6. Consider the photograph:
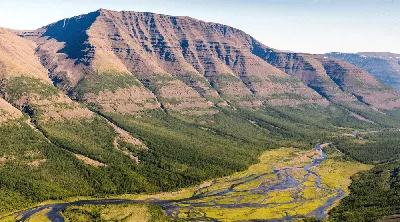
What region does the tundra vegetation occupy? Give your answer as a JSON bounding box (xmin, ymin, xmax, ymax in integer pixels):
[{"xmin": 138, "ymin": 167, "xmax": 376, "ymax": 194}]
[
  {"xmin": 62, "ymin": 203, "xmax": 173, "ymax": 222},
  {"xmin": 167, "ymin": 146, "xmax": 371, "ymax": 221}
]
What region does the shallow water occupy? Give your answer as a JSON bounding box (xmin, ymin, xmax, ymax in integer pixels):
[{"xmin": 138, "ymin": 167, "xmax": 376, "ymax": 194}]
[{"xmin": 11, "ymin": 144, "xmax": 344, "ymax": 222}]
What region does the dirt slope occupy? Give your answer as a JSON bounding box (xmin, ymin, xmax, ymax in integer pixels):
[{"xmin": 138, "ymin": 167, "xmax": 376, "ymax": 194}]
[
  {"xmin": 0, "ymin": 97, "xmax": 23, "ymax": 123},
  {"xmin": 0, "ymin": 28, "xmax": 94, "ymax": 121}
]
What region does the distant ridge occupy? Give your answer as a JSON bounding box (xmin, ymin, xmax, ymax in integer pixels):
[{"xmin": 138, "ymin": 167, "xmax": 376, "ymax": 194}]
[{"xmin": 326, "ymin": 52, "xmax": 400, "ymax": 91}]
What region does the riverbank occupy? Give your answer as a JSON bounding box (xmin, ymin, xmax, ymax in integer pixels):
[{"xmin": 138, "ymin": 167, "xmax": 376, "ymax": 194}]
[{"xmin": 1, "ymin": 144, "xmax": 372, "ymax": 222}]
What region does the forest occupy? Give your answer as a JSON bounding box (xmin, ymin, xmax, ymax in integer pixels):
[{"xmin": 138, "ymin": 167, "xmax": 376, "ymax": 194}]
[
  {"xmin": 1, "ymin": 96, "xmax": 399, "ymax": 221},
  {"xmin": 329, "ymin": 131, "xmax": 400, "ymax": 221}
]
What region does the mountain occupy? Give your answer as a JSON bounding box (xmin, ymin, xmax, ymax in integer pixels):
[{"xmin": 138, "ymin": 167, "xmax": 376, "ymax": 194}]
[
  {"xmin": 0, "ymin": 27, "xmax": 166, "ymax": 212},
  {"xmin": 16, "ymin": 9, "xmax": 400, "ymax": 121},
  {"xmin": 18, "ymin": 9, "xmax": 329, "ymax": 114},
  {"xmin": 2, "ymin": 8, "xmax": 400, "ymax": 219},
  {"xmin": 0, "ymin": 27, "xmax": 94, "ymax": 121},
  {"xmin": 252, "ymin": 48, "xmax": 400, "ymax": 111},
  {"xmin": 3, "ymin": 21, "xmax": 318, "ymax": 214},
  {"xmin": 326, "ymin": 52, "xmax": 400, "ymax": 91}
]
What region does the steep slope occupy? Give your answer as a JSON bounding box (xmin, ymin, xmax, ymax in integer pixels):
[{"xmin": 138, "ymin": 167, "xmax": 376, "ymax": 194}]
[
  {"xmin": 315, "ymin": 56, "xmax": 400, "ymax": 110},
  {"xmin": 0, "ymin": 97, "xmax": 22, "ymax": 123},
  {"xmin": 19, "ymin": 9, "xmax": 328, "ymax": 114},
  {"xmin": 253, "ymin": 48, "xmax": 358, "ymax": 105},
  {"xmin": 100, "ymin": 10, "xmax": 327, "ymax": 107},
  {"xmin": 0, "ymin": 28, "xmax": 51, "ymax": 81},
  {"xmin": 0, "ymin": 27, "xmax": 93, "ymax": 121},
  {"xmin": 19, "ymin": 12, "xmax": 162, "ymax": 116},
  {"xmin": 251, "ymin": 42, "xmax": 400, "ymax": 113},
  {"xmin": 326, "ymin": 52, "xmax": 400, "ymax": 91}
]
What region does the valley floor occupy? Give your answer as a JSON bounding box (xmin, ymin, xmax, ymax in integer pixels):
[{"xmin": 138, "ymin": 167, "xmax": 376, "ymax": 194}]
[{"xmin": 0, "ymin": 144, "xmax": 371, "ymax": 222}]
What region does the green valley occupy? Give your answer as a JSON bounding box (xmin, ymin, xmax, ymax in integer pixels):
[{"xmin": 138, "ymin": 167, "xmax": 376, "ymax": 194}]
[{"xmin": 1, "ymin": 6, "xmax": 400, "ymax": 222}]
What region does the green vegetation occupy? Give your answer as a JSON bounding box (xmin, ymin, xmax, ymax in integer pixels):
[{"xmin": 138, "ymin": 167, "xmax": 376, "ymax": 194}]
[
  {"xmin": 106, "ymin": 110, "xmax": 265, "ymax": 190},
  {"xmin": 171, "ymin": 147, "xmax": 370, "ymax": 221},
  {"xmin": 0, "ymin": 101, "xmax": 396, "ymax": 221},
  {"xmin": 271, "ymin": 92, "xmax": 306, "ymax": 100},
  {"xmin": 2, "ymin": 73, "xmax": 400, "ymax": 222},
  {"xmin": 140, "ymin": 74, "xmax": 176, "ymax": 93},
  {"xmin": 177, "ymin": 72, "xmax": 224, "ymax": 104},
  {"xmin": 211, "ymin": 73, "xmax": 243, "ymax": 91},
  {"xmin": 75, "ymin": 71, "xmax": 142, "ymax": 97},
  {"xmin": 329, "ymin": 160, "xmax": 400, "ymax": 222},
  {"xmin": 4, "ymin": 77, "xmax": 59, "ymax": 103},
  {"xmin": 62, "ymin": 203, "xmax": 173, "ymax": 222},
  {"xmin": 0, "ymin": 118, "xmax": 151, "ymax": 214},
  {"xmin": 328, "ymin": 131, "xmax": 400, "ymax": 221},
  {"xmin": 0, "ymin": 120, "xmax": 91, "ymax": 213},
  {"xmin": 335, "ymin": 102, "xmax": 400, "ymax": 128},
  {"xmin": 39, "ymin": 117, "xmax": 156, "ymax": 195},
  {"xmin": 40, "ymin": 117, "xmax": 117, "ymax": 163},
  {"xmin": 332, "ymin": 130, "xmax": 400, "ymax": 164},
  {"xmin": 269, "ymin": 76, "xmax": 299, "ymax": 84},
  {"xmin": 0, "ymin": 104, "xmax": 308, "ymax": 214}
]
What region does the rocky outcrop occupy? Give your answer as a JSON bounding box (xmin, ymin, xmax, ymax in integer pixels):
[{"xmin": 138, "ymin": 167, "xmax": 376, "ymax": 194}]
[
  {"xmin": 18, "ymin": 9, "xmax": 328, "ymax": 114},
  {"xmin": 316, "ymin": 56, "xmax": 400, "ymax": 110},
  {"xmin": 251, "ymin": 41, "xmax": 400, "ymax": 111},
  {"xmin": 326, "ymin": 52, "xmax": 400, "ymax": 92},
  {"xmin": 14, "ymin": 9, "xmax": 400, "ymax": 113},
  {"xmin": 254, "ymin": 49, "xmax": 356, "ymax": 103}
]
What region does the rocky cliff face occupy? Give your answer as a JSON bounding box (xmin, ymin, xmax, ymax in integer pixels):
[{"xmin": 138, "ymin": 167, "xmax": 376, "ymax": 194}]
[
  {"xmin": 252, "ymin": 48, "xmax": 357, "ymax": 104},
  {"xmin": 315, "ymin": 56, "xmax": 400, "ymax": 110},
  {"xmin": 18, "ymin": 9, "xmax": 329, "ymax": 117},
  {"xmin": 251, "ymin": 44, "xmax": 400, "ymax": 111},
  {"xmin": 12, "ymin": 9, "xmax": 400, "ymax": 116},
  {"xmin": 326, "ymin": 52, "xmax": 400, "ymax": 92}
]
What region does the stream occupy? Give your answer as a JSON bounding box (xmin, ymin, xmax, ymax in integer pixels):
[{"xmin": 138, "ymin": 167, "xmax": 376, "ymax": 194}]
[{"xmin": 8, "ymin": 144, "xmax": 344, "ymax": 222}]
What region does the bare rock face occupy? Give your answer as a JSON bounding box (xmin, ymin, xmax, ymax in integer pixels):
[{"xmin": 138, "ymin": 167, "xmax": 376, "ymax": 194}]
[
  {"xmin": 326, "ymin": 52, "xmax": 400, "ymax": 92},
  {"xmin": 93, "ymin": 9, "xmax": 328, "ymax": 108},
  {"xmin": 15, "ymin": 9, "xmax": 400, "ymax": 114},
  {"xmin": 251, "ymin": 42, "xmax": 400, "ymax": 111},
  {"xmin": 315, "ymin": 56, "xmax": 400, "ymax": 110},
  {"xmin": 18, "ymin": 9, "xmax": 328, "ymax": 115}
]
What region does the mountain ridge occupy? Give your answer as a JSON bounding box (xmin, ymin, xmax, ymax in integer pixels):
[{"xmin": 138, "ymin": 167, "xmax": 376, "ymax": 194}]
[
  {"xmin": 253, "ymin": 46, "xmax": 400, "ymax": 111},
  {"xmin": 7, "ymin": 8, "xmax": 400, "ymax": 142},
  {"xmin": 326, "ymin": 52, "xmax": 400, "ymax": 92},
  {"xmin": 17, "ymin": 9, "xmax": 330, "ymax": 114}
]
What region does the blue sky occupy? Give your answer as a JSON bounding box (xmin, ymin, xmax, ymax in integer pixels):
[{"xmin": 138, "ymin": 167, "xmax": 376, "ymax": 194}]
[{"xmin": 1, "ymin": 0, "xmax": 399, "ymax": 54}]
